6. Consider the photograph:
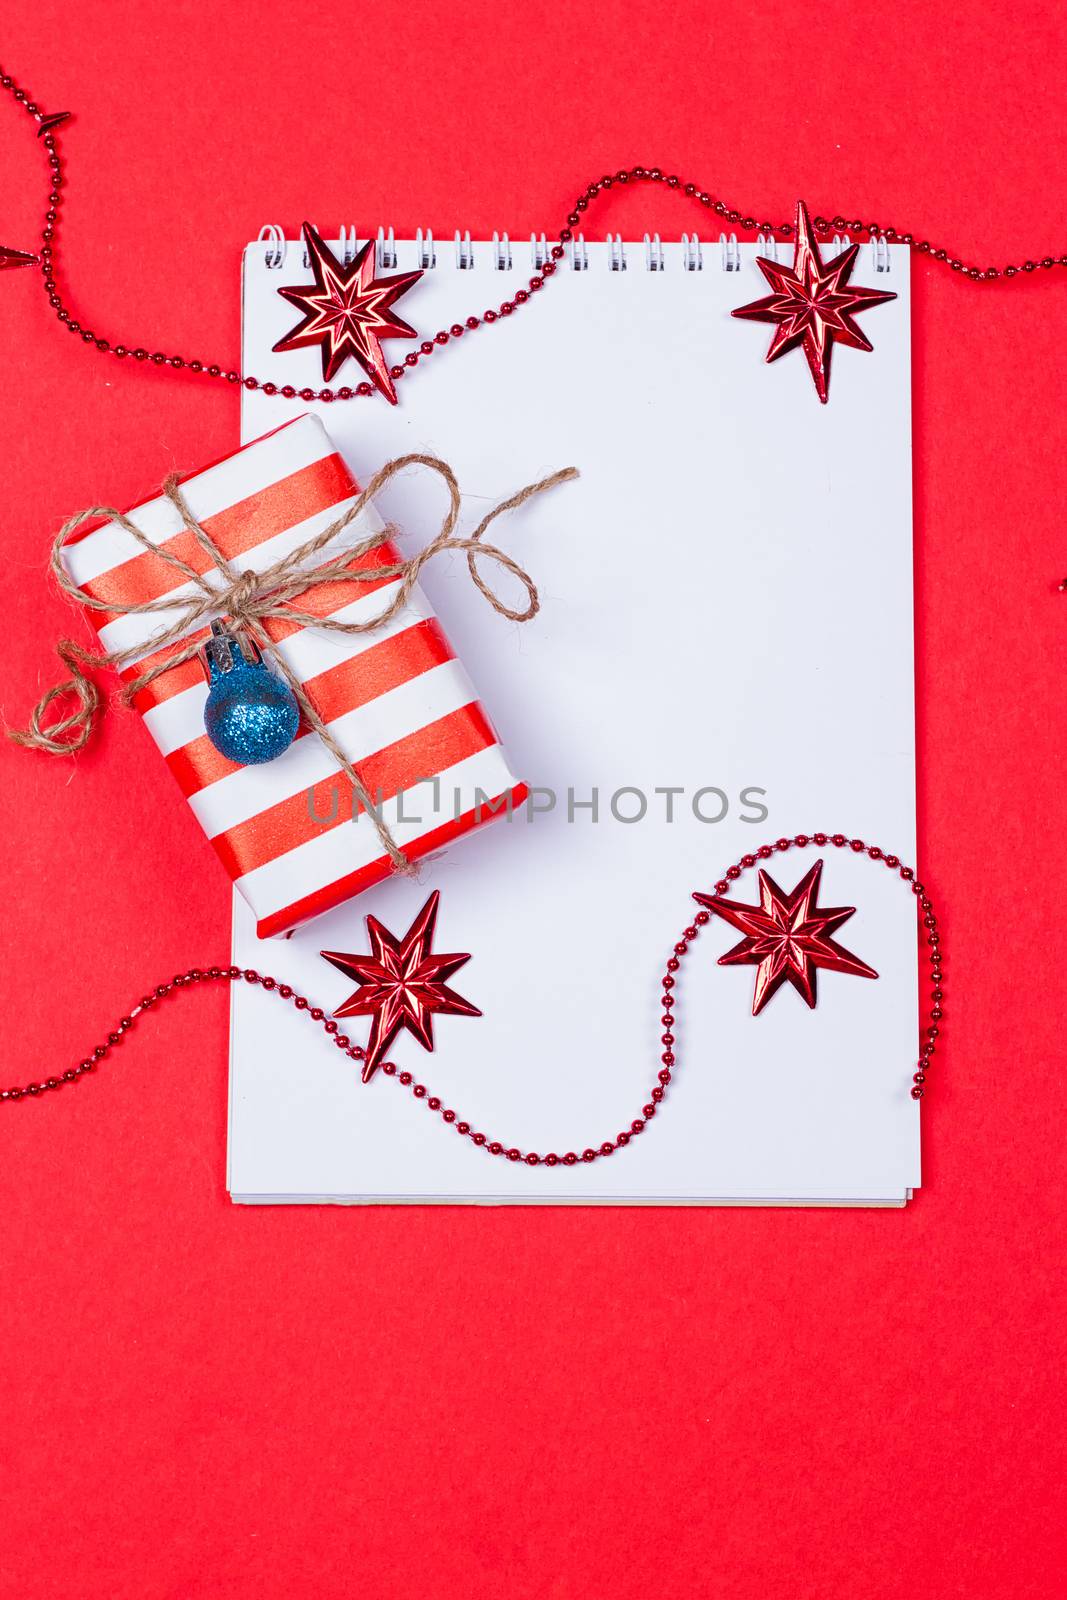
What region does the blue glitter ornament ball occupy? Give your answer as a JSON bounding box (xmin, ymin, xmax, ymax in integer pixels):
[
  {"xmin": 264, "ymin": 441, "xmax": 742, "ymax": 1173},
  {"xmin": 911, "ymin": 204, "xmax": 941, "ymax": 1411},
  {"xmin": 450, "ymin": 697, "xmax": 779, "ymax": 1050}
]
[{"xmin": 201, "ymin": 622, "xmax": 300, "ymax": 766}]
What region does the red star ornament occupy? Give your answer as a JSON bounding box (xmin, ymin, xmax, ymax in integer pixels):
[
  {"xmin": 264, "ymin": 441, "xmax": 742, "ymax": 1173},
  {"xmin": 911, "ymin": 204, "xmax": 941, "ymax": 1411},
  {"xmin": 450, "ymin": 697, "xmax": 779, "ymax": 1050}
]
[
  {"xmin": 0, "ymin": 244, "xmax": 37, "ymax": 271},
  {"xmin": 731, "ymin": 200, "xmax": 896, "ymax": 403},
  {"xmin": 273, "ymin": 222, "xmax": 423, "ymax": 404},
  {"xmin": 321, "ymin": 890, "xmax": 481, "ymax": 1081},
  {"xmin": 693, "ymin": 858, "xmax": 878, "ymax": 1016}
]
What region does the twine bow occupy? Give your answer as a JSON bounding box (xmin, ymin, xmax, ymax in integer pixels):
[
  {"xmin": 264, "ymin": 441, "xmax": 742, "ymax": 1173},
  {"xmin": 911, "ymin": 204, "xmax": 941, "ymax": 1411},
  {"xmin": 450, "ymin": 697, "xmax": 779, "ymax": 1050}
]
[{"xmin": 10, "ymin": 453, "xmax": 578, "ymax": 874}]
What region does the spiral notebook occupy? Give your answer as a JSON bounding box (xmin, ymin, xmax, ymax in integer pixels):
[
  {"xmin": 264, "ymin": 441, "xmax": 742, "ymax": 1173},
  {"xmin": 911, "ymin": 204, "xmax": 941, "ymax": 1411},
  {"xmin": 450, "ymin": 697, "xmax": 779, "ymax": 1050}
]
[{"xmin": 228, "ymin": 226, "xmax": 919, "ymax": 1206}]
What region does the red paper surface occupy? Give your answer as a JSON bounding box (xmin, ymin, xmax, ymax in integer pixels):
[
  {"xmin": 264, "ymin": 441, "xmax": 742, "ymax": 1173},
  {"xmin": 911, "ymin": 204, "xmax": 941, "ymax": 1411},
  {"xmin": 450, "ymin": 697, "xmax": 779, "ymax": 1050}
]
[{"xmin": 1, "ymin": 3, "xmax": 1065, "ymax": 1596}]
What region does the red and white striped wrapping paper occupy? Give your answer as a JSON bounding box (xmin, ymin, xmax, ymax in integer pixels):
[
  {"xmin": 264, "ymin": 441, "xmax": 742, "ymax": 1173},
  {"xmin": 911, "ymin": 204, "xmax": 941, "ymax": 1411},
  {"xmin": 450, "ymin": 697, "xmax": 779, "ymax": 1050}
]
[{"xmin": 61, "ymin": 415, "xmax": 528, "ymax": 937}]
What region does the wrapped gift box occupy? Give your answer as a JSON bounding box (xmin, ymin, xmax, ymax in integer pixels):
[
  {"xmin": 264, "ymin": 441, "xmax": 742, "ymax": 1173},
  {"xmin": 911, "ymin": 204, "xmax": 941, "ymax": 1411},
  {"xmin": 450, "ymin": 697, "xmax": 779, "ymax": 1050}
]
[{"xmin": 60, "ymin": 415, "xmax": 527, "ymax": 936}]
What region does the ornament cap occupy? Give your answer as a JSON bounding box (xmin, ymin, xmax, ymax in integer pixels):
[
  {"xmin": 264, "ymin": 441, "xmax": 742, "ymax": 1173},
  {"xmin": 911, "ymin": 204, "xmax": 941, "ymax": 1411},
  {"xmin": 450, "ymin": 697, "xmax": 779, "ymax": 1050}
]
[{"xmin": 199, "ymin": 617, "xmax": 260, "ymax": 681}]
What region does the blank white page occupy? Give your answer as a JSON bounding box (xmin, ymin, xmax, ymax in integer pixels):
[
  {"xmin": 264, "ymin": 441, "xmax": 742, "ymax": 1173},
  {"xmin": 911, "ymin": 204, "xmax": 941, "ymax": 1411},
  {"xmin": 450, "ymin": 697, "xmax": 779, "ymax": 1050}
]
[{"xmin": 230, "ymin": 231, "xmax": 919, "ymax": 1205}]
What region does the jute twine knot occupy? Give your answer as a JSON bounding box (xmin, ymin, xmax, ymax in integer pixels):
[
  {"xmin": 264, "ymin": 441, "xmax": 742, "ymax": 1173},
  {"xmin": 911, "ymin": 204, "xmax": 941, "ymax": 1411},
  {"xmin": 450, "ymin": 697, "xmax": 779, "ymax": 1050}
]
[{"xmin": 9, "ymin": 452, "xmax": 577, "ymax": 874}]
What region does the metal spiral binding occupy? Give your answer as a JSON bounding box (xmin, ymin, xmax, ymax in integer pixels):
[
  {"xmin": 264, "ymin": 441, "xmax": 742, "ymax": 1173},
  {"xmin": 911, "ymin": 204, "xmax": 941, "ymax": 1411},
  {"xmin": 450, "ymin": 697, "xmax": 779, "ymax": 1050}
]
[
  {"xmin": 257, "ymin": 224, "xmax": 286, "ymax": 270},
  {"xmin": 257, "ymin": 224, "xmax": 893, "ymax": 276},
  {"xmin": 870, "ymin": 232, "xmax": 891, "ymax": 273},
  {"xmin": 720, "ymin": 233, "xmax": 742, "ymax": 271}
]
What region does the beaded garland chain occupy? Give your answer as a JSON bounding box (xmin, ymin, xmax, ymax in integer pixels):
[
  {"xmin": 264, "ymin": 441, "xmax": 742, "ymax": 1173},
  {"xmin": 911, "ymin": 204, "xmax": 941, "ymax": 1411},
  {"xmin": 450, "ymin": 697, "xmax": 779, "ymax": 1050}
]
[
  {"xmin": 0, "ymin": 63, "xmax": 1064, "ymax": 409},
  {"xmin": 1, "ymin": 837, "xmax": 944, "ymax": 1164}
]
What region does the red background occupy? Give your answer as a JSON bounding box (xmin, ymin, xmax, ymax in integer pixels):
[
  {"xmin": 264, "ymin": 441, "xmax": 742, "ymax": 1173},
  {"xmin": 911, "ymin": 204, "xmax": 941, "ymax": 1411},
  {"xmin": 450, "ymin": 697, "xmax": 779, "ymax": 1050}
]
[{"xmin": 1, "ymin": 4, "xmax": 1065, "ymax": 1596}]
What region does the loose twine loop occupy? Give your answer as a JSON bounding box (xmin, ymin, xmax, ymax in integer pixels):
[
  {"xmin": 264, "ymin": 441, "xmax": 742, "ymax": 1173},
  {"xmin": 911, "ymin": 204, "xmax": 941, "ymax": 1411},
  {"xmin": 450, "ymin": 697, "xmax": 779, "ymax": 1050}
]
[{"xmin": 10, "ymin": 453, "xmax": 578, "ymax": 873}]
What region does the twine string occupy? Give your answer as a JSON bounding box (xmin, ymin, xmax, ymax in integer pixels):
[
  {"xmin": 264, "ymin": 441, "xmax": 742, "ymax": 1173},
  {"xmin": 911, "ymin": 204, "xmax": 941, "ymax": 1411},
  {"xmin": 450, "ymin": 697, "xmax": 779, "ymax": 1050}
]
[{"xmin": 10, "ymin": 453, "xmax": 577, "ymax": 872}]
